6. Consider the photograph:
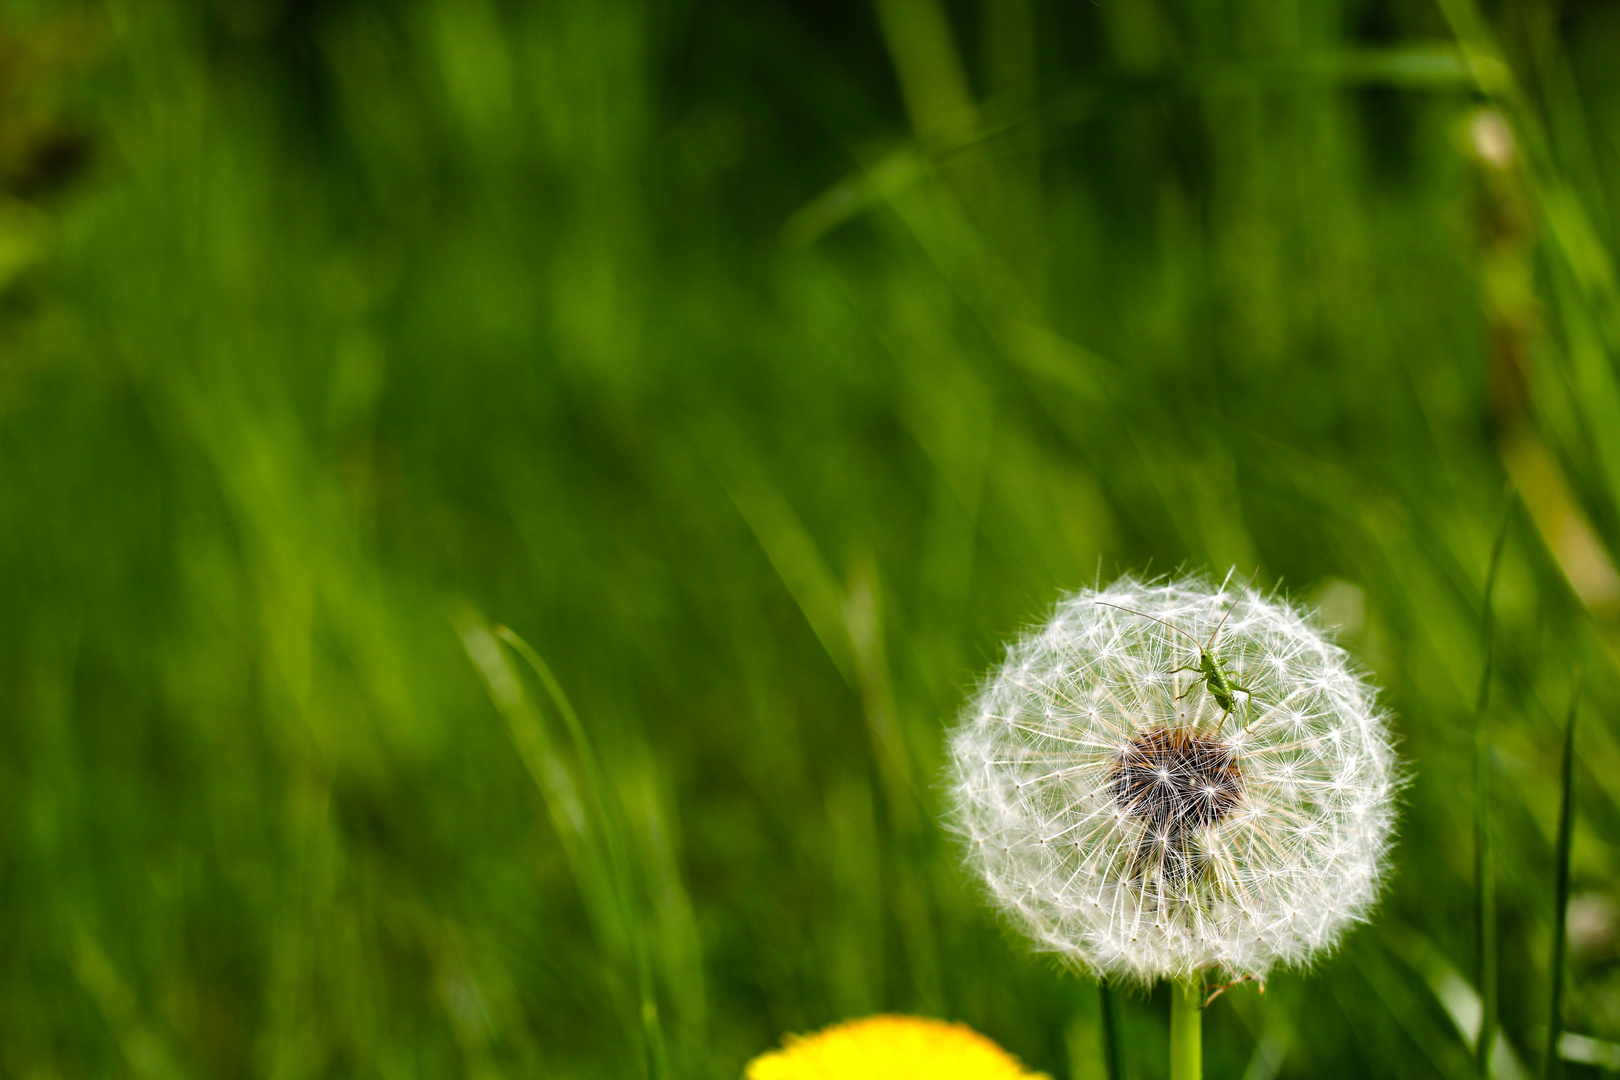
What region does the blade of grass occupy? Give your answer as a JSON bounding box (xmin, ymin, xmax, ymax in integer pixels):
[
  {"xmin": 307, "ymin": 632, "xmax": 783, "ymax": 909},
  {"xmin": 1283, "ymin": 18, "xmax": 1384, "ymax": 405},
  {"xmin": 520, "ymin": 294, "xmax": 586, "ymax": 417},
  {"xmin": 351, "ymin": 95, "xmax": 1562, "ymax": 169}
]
[
  {"xmin": 494, "ymin": 625, "xmax": 670, "ymax": 1080},
  {"xmin": 785, "ymin": 46, "xmax": 1476, "ymax": 246},
  {"xmin": 1499, "ymin": 431, "xmax": 1620, "ymax": 620},
  {"xmin": 455, "ymin": 611, "xmax": 598, "ymax": 905},
  {"xmin": 1436, "ymin": 0, "xmax": 1620, "ymax": 544},
  {"xmin": 698, "ymin": 428, "xmax": 855, "ymax": 686},
  {"xmin": 71, "ymin": 923, "xmax": 191, "ymax": 1080},
  {"xmin": 1382, "ymin": 922, "xmax": 1534, "ymax": 1079},
  {"xmin": 872, "ymin": 0, "xmax": 976, "ymax": 147},
  {"xmin": 1558, "ymin": 1033, "xmax": 1620, "ymax": 1071},
  {"xmin": 1476, "ymin": 505, "xmax": 1512, "ymax": 1078},
  {"xmin": 699, "ymin": 433, "xmax": 947, "ymax": 1009},
  {"xmin": 1346, "ymin": 941, "xmax": 1470, "ymax": 1079},
  {"xmin": 620, "ymin": 762, "xmax": 710, "ymax": 1068},
  {"xmin": 456, "ymin": 607, "xmax": 669, "ymax": 1080},
  {"xmin": 1543, "ymin": 678, "xmax": 1581, "ymax": 1080},
  {"xmin": 842, "ymin": 557, "xmax": 944, "ymax": 1009},
  {"xmin": 843, "ymin": 556, "xmax": 916, "ymax": 823}
]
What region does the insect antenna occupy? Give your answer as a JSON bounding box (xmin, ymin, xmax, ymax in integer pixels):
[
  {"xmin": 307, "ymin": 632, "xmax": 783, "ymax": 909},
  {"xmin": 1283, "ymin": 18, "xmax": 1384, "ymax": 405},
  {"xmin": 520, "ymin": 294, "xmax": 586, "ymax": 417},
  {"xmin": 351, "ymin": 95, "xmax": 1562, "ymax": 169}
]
[
  {"xmin": 1094, "ymin": 602, "xmax": 1205, "ymax": 651},
  {"xmin": 1204, "ymin": 566, "xmax": 1265, "ymax": 651},
  {"xmin": 1202, "ymin": 605, "xmax": 1233, "ymax": 653}
]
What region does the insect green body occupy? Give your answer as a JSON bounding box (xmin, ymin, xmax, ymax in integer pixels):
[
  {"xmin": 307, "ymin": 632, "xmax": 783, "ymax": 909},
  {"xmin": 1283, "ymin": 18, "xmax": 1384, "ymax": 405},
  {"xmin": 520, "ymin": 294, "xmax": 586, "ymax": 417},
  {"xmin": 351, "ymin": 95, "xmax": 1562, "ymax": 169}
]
[
  {"xmin": 1172, "ymin": 648, "xmax": 1249, "ymax": 718},
  {"xmin": 1097, "ymin": 600, "xmax": 1257, "ymax": 726}
]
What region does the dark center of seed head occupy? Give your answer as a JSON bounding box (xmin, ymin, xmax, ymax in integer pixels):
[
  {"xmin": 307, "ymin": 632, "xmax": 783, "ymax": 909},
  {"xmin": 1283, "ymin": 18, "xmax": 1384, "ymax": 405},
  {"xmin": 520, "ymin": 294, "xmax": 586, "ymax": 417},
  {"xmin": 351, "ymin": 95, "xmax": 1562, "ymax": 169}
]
[{"xmin": 1111, "ymin": 727, "xmax": 1242, "ymax": 835}]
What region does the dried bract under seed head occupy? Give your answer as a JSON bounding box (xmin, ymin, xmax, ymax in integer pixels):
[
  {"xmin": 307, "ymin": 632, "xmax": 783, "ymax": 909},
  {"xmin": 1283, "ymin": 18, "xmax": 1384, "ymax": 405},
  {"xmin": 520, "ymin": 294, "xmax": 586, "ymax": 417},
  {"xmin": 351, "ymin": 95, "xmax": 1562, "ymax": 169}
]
[{"xmin": 947, "ymin": 575, "xmax": 1398, "ymax": 982}]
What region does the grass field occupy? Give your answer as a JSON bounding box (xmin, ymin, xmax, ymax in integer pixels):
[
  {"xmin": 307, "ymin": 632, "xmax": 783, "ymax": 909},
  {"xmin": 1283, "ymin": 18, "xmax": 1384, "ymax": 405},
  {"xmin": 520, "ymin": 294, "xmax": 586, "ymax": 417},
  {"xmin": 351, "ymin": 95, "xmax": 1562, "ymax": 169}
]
[{"xmin": 5, "ymin": 0, "xmax": 1620, "ymax": 1076}]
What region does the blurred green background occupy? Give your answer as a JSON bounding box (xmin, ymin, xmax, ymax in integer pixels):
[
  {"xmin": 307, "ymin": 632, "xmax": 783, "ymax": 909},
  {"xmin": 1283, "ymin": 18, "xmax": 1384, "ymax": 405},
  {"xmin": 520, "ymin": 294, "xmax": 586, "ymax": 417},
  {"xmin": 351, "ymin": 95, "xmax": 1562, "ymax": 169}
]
[{"xmin": 6, "ymin": 0, "xmax": 1620, "ymax": 1076}]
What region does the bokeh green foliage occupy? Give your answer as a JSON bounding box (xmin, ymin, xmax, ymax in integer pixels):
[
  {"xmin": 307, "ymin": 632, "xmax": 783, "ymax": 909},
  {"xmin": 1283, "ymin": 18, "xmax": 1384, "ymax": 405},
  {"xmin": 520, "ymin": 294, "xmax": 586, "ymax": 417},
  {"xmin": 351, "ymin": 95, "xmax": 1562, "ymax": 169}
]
[{"xmin": 6, "ymin": 0, "xmax": 1620, "ymax": 1076}]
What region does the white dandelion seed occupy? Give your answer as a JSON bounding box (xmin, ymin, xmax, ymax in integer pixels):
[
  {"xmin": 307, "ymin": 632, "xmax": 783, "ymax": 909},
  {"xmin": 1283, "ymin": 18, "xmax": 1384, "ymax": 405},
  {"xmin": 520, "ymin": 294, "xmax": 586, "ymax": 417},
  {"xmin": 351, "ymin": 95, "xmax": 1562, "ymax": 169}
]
[{"xmin": 947, "ymin": 574, "xmax": 1398, "ymax": 984}]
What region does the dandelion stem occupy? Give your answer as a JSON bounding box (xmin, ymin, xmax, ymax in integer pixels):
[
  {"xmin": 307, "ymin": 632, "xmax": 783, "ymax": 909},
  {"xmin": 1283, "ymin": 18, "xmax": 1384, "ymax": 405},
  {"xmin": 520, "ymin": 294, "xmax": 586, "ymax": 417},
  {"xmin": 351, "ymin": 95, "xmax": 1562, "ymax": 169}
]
[
  {"xmin": 1170, "ymin": 978, "xmax": 1202, "ymax": 1080},
  {"xmin": 1099, "ymin": 979, "xmax": 1125, "ymax": 1080}
]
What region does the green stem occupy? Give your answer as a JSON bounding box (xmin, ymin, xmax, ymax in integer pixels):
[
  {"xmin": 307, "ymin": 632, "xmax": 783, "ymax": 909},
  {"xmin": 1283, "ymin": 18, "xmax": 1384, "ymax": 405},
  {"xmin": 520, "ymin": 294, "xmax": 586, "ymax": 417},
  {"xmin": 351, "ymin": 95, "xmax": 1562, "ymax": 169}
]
[
  {"xmin": 1099, "ymin": 979, "xmax": 1125, "ymax": 1080},
  {"xmin": 1170, "ymin": 979, "xmax": 1202, "ymax": 1080},
  {"xmin": 1544, "ymin": 679, "xmax": 1581, "ymax": 1080},
  {"xmin": 1474, "ymin": 508, "xmax": 1510, "ymax": 1079}
]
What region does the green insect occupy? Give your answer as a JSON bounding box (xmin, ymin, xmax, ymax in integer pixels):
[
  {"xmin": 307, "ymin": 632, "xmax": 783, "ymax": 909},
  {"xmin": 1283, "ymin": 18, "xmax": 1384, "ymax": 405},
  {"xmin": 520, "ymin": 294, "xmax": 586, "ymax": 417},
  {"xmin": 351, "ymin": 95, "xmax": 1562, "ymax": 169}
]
[{"xmin": 1096, "ymin": 600, "xmax": 1257, "ymax": 727}]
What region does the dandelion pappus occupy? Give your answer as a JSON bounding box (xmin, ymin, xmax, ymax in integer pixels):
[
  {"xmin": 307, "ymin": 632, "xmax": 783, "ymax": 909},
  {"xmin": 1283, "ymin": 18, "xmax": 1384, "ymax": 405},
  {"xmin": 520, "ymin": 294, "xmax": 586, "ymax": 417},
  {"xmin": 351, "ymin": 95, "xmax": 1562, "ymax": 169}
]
[
  {"xmin": 1095, "ymin": 599, "xmax": 1257, "ymax": 729},
  {"xmin": 949, "ymin": 573, "xmax": 1398, "ymax": 982}
]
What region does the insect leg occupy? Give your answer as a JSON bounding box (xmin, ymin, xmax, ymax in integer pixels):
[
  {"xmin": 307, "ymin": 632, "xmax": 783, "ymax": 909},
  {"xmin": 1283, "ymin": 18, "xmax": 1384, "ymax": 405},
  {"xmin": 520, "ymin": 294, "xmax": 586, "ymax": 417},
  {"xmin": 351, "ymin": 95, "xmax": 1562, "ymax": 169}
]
[
  {"xmin": 1233, "ymin": 688, "xmax": 1267, "ymax": 734},
  {"xmin": 1203, "ymin": 974, "xmax": 1264, "ymax": 1007}
]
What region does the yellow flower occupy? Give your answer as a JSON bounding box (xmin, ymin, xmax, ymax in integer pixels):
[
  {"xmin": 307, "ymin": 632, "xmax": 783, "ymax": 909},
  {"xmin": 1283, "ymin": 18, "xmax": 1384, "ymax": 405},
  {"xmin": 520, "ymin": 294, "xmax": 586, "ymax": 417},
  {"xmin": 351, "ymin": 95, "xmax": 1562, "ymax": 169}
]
[{"xmin": 744, "ymin": 1015, "xmax": 1050, "ymax": 1080}]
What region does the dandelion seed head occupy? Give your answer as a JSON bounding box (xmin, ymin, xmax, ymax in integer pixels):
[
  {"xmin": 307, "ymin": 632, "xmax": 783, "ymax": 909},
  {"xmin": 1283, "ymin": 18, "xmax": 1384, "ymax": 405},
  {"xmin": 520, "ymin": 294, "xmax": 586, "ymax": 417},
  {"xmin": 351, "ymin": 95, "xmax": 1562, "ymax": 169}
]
[{"xmin": 946, "ymin": 575, "xmax": 1398, "ymax": 982}]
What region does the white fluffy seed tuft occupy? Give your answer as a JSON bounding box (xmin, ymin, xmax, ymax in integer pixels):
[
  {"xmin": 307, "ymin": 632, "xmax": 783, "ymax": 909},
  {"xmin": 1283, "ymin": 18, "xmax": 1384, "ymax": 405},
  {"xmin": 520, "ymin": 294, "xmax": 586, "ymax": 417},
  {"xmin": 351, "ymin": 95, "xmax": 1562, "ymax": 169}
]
[{"xmin": 947, "ymin": 575, "xmax": 1399, "ymax": 983}]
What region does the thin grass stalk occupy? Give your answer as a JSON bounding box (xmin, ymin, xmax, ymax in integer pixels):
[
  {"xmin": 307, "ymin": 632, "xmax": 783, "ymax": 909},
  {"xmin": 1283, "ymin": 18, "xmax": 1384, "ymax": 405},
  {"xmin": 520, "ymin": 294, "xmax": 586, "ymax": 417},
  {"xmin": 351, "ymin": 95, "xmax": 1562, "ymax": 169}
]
[
  {"xmin": 1169, "ymin": 979, "xmax": 1201, "ymax": 1080},
  {"xmin": 1474, "ymin": 735, "xmax": 1496, "ymax": 1079},
  {"xmin": 1437, "ymin": 0, "xmax": 1620, "ymax": 532},
  {"xmin": 1475, "ymin": 509, "xmax": 1512, "ymax": 1077},
  {"xmin": 1544, "ymin": 680, "xmax": 1581, "ymax": 1080},
  {"xmin": 497, "ymin": 626, "xmax": 671, "ymax": 1080}
]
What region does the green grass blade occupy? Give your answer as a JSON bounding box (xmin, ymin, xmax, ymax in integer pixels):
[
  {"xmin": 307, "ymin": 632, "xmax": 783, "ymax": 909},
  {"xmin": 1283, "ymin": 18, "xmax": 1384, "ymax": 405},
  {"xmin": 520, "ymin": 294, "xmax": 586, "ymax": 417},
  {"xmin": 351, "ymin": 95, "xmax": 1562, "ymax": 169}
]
[
  {"xmin": 1544, "ymin": 679, "xmax": 1581, "ymax": 1080},
  {"xmin": 1436, "ymin": 0, "xmax": 1620, "ymax": 529},
  {"xmin": 785, "ymin": 46, "xmax": 1475, "ymax": 246},
  {"xmin": 873, "ymin": 0, "xmax": 976, "ymax": 146},
  {"xmin": 1475, "ymin": 506, "xmax": 1512, "ymax": 1078},
  {"xmin": 457, "ymin": 607, "xmax": 669, "ymax": 1080},
  {"xmin": 494, "ymin": 625, "xmax": 670, "ymax": 1080},
  {"xmin": 455, "ymin": 610, "xmax": 592, "ymax": 885},
  {"xmin": 1351, "ymin": 935, "xmax": 1475, "ymax": 1078},
  {"xmin": 698, "ymin": 429, "xmax": 855, "ymax": 686}
]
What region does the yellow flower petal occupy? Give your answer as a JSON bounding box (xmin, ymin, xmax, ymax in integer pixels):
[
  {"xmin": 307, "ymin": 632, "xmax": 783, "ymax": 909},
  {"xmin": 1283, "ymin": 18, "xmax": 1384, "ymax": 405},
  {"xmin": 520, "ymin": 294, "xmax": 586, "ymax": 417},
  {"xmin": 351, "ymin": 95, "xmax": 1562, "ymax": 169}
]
[{"xmin": 744, "ymin": 1015, "xmax": 1050, "ymax": 1080}]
